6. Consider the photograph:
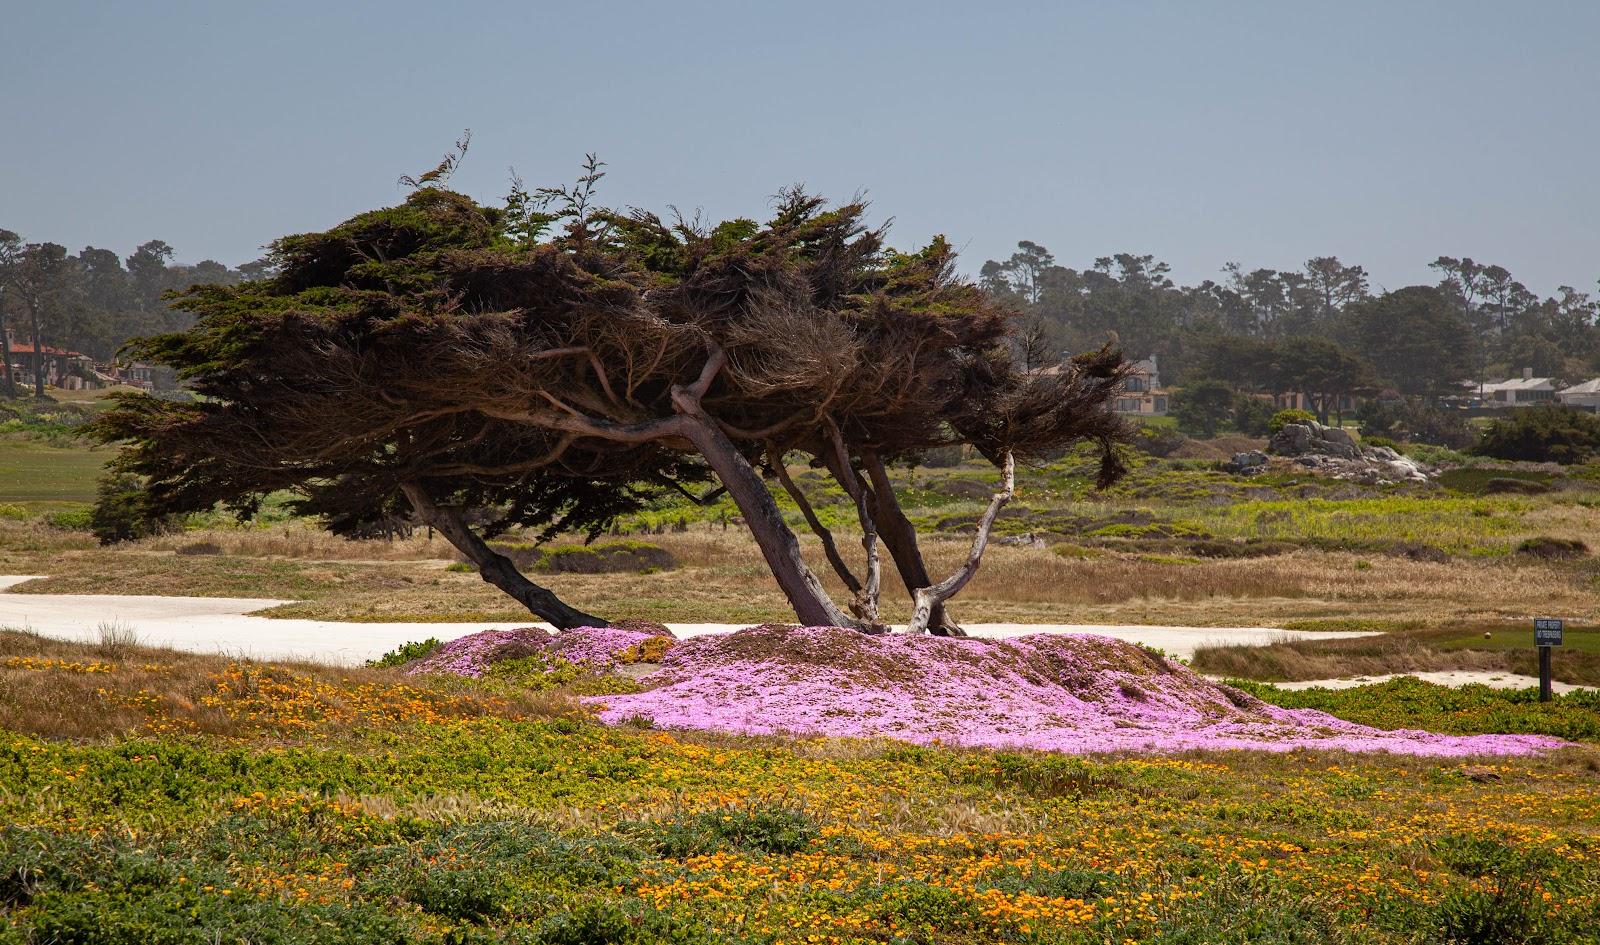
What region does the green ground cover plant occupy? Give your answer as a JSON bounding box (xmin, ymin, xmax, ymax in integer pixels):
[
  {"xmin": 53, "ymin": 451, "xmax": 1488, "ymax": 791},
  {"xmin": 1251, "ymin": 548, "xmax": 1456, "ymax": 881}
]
[
  {"xmin": 1238, "ymin": 677, "xmax": 1600, "ymax": 741},
  {"xmin": 0, "ymin": 629, "xmax": 1596, "ymax": 943}
]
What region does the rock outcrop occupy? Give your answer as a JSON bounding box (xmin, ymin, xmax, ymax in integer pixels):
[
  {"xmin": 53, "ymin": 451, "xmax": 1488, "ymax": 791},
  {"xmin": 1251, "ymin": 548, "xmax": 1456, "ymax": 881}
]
[{"xmin": 1265, "ymin": 421, "xmax": 1431, "ymax": 483}]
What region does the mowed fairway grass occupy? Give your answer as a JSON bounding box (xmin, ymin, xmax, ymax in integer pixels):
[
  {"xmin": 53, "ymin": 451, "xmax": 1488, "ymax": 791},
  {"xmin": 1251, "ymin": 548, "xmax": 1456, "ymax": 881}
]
[{"xmin": 0, "ymin": 442, "xmax": 108, "ymax": 511}]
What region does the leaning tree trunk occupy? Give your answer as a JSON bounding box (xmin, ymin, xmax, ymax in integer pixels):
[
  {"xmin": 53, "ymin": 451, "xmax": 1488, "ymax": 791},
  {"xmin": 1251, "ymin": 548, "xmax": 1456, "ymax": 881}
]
[
  {"xmin": 824, "ymin": 423, "xmax": 883, "ymax": 628},
  {"xmin": 679, "ymin": 416, "xmax": 860, "ymax": 629},
  {"xmin": 0, "ymin": 310, "xmax": 14, "ymax": 398},
  {"xmin": 861, "ymin": 451, "xmax": 963, "ymax": 636},
  {"xmin": 400, "ymin": 483, "xmax": 609, "ymax": 630},
  {"xmin": 26, "ymin": 304, "xmax": 44, "ymax": 398},
  {"xmin": 907, "ymin": 452, "xmax": 1014, "ymax": 635},
  {"xmin": 766, "ymin": 444, "xmax": 862, "ymax": 601}
]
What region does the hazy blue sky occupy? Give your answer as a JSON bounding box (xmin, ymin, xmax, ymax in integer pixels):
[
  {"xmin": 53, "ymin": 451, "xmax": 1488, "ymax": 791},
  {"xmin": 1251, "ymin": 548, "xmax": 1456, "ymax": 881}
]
[{"xmin": 4, "ymin": 1, "xmax": 1597, "ymax": 294}]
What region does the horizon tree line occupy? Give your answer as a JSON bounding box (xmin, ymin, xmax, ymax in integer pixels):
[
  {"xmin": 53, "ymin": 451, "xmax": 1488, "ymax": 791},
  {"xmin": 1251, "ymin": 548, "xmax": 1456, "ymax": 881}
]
[{"xmin": 982, "ymin": 242, "xmax": 1600, "ymax": 406}]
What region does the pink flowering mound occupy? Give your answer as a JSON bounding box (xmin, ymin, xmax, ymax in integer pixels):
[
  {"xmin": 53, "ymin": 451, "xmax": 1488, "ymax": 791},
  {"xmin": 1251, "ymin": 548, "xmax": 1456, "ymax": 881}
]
[
  {"xmin": 405, "ymin": 626, "xmax": 663, "ymax": 678},
  {"xmin": 586, "ymin": 625, "xmax": 1564, "ymax": 757}
]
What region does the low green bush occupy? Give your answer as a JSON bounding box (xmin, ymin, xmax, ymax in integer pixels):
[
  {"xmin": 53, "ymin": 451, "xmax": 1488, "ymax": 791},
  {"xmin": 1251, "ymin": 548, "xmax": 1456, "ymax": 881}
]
[
  {"xmin": 366, "ymin": 637, "xmax": 443, "ymax": 668},
  {"xmin": 1474, "ymin": 405, "xmax": 1600, "ymax": 464},
  {"xmin": 89, "ymin": 473, "xmax": 175, "ymax": 543},
  {"xmin": 633, "ymin": 805, "xmax": 819, "ymax": 858},
  {"xmin": 1235, "ymin": 677, "xmax": 1600, "ymax": 740},
  {"xmin": 1268, "ymin": 409, "xmax": 1316, "ymax": 433}
]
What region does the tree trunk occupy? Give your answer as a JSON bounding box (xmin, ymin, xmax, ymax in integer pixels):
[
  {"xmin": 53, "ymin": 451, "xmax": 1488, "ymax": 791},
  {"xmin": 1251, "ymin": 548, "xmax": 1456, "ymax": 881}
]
[
  {"xmin": 400, "ymin": 483, "xmax": 609, "ymax": 630},
  {"xmin": 765, "ymin": 444, "xmax": 862, "ymax": 598},
  {"xmin": 0, "ymin": 309, "xmax": 14, "ymax": 398},
  {"xmin": 681, "ymin": 418, "xmax": 859, "ymax": 628},
  {"xmin": 908, "ymin": 453, "xmax": 1014, "ymax": 635},
  {"xmin": 27, "ymin": 302, "xmax": 43, "ymax": 397},
  {"xmin": 825, "ymin": 424, "xmax": 882, "ymax": 628},
  {"xmin": 862, "ymin": 451, "xmax": 962, "ymax": 635}
]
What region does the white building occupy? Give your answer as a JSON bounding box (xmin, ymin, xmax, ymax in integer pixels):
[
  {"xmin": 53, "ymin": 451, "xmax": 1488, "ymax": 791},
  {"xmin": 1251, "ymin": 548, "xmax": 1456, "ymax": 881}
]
[
  {"xmin": 1479, "ymin": 369, "xmax": 1558, "ymax": 407},
  {"xmin": 1557, "ymin": 379, "xmax": 1600, "ymax": 409}
]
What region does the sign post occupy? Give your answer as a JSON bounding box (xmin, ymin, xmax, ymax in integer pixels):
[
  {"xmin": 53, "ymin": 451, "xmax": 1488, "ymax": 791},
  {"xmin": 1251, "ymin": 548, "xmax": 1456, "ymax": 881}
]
[{"xmin": 1534, "ymin": 618, "xmax": 1563, "ymax": 702}]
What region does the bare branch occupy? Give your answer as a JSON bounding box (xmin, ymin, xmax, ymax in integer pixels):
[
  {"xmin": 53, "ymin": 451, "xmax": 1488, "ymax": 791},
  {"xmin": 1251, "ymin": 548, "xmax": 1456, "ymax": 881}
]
[
  {"xmin": 907, "ymin": 451, "xmax": 1014, "ymax": 634},
  {"xmin": 765, "ymin": 443, "xmax": 862, "ymax": 596},
  {"xmin": 826, "ymin": 419, "xmax": 881, "ymax": 627}
]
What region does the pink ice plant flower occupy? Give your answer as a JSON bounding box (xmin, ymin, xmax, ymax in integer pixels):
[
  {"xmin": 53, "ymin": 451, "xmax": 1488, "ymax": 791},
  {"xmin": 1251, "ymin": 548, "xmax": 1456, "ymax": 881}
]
[
  {"xmin": 405, "ymin": 626, "xmax": 660, "ymax": 678},
  {"xmin": 579, "ymin": 625, "xmax": 1565, "ymax": 758}
]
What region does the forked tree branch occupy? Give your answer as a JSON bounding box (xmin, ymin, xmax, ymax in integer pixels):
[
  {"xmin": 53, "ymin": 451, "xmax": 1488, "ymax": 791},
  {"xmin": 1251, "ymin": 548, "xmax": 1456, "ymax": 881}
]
[
  {"xmin": 825, "ymin": 420, "xmax": 881, "ymax": 627},
  {"xmin": 766, "ymin": 443, "xmax": 862, "ymax": 596},
  {"xmin": 906, "ymin": 451, "xmax": 1014, "ymax": 634}
]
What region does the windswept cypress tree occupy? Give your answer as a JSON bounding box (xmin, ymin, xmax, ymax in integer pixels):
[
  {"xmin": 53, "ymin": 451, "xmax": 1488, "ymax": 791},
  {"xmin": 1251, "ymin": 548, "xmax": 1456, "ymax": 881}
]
[{"xmin": 93, "ymin": 163, "xmax": 1129, "ymax": 631}]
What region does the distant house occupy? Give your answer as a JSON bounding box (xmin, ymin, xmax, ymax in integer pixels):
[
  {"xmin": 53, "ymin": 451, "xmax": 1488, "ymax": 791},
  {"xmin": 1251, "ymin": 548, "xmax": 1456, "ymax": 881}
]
[
  {"xmin": 1112, "ymin": 357, "xmax": 1169, "ymax": 415},
  {"xmin": 4, "ymin": 334, "xmax": 92, "ymax": 389},
  {"xmin": 107, "ymin": 361, "xmax": 178, "ymax": 392},
  {"xmin": 1030, "ymin": 356, "xmax": 1169, "ymax": 415},
  {"xmin": 1557, "ymin": 379, "xmax": 1600, "ymax": 410},
  {"xmin": 1480, "ymin": 369, "xmax": 1558, "ymax": 407}
]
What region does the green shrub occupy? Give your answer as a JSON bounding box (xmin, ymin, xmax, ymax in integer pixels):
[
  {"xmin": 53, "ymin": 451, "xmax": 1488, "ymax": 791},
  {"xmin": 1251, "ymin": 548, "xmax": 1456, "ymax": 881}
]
[
  {"xmin": 45, "ymin": 507, "xmax": 93, "ymax": 530},
  {"xmin": 89, "ymin": 473, "xmax": 175, "ymax": 544},
  {"xmin": 1358, "ymin": 400, "xmax": 1477, "ymax": 448},
  {"xmin": 1130, "ymin": 423, "xmax": 1187, "ymax": 458},
  {"xmin": 1435, "ymin": 468, "xmax": 1552, "ymax": 495},
  {"xmin": 637, "ymin": 805, "xmax": 819, "ymax": 858},
  {"xmin": 1234, "ymin": 677, "xmax": 1600, "ymax": 740},
  {"xmin": 979, "ymin": 864, "xmax": 1112, "ymax": 900},
  {"xmin": 537, "ymin": 901, "xmax": 724, "ymax": 945},
  {"xmin": 1268, "ymin": 408, "xmax": 1316, "ymax": 433},
  {"xmin": 1431, "ymin": 872, "xmax": 1555, "ymax": 945},
  {"xmin": 1363, "ymin": 435, "xmax": 1402, "ymax": 452},
  {"xmin": 445, "ymin": 561, "xmax": 476, "ymax": 573},
  {"xmin": 1172, "ymin": 381, "xmax": 1237, "ymax": 438},
  {"xmin": 366, "ymin": 637, "xmax": 443, "ymax": 668},
  {"xmin": 1473, "ymin": 405, "xmax": 1600, "ymax": 464},
  {"xmin": 1232, "ymin": 396, "xmax": 1276, "ymax": 437}
]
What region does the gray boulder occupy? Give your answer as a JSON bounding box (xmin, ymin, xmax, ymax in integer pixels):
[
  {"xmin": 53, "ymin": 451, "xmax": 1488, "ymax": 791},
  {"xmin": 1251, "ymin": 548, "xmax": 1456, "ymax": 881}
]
[
  {"xmin": 1267, "ymin": 421, "xmax": 1431, "ymax": 483},
  {"xmin": 1268, "ymin": 421, "xmax": 1361, "ymax": 460},
  {"xmin": 1226, "ymin": 450, "xmax": 1268, "ymax": 474}
]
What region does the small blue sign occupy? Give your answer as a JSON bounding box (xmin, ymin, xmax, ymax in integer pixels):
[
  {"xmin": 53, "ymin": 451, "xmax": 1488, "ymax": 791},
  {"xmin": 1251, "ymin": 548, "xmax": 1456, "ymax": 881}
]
[{"xmin": 1535, "ymin": 618, "xmax": 1564, "ymax": 647}]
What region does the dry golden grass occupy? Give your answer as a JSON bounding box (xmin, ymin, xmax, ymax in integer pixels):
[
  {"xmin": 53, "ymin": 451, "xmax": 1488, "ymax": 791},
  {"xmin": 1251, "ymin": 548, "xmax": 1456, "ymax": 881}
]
[
  {"xmin": 142, "ymin": 523, "xmax": 459, "ymax": 561},
  {"xmin": 0, "ymin": 629, "xmax": 573, "ymax": 741},
  {"xmin": 7, "ymin": 521, "xmax": 1599, "ymax": 630}
]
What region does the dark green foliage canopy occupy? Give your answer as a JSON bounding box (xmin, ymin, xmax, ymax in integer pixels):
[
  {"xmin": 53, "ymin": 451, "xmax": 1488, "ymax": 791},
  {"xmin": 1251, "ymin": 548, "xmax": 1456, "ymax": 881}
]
[
  {"xmin": 1473, "ymin": 405, "xmax": 1600, "ymax": 464},
  {"xmin": 90, "ymin": 175, "xmax": 1129, "ymax": 627}
]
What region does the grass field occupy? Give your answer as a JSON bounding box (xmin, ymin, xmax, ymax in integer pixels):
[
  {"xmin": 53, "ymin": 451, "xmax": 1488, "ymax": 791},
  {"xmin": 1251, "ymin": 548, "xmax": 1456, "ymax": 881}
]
[
  {"xmin": 0, "ymin": 630, "xmax": 1596, "ymax": 944},
  {"xmin": 4, "ymin": 437, "xmax": 1600, "ymax": 646},
  {"xmin": 0, "ymin": 442, "xmax": 108, "ymax": 511},
  {"xmin": 5, "ymin": 417, "xmax": 1600, "ymax": 941}
]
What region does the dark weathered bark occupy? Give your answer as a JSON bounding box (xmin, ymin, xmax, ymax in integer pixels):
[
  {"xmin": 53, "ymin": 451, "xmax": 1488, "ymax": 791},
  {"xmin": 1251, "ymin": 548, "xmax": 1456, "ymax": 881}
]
[
  {"xmin": 908, "ymin": 452, "xmax": 1014, "ymax": 635},
  {"xmin": 766, "ymin": 444, "xmax": 862, "ymax": 597},
  {"xmin": 679, "ymin": 415, "xmax": 859, "ymax": 628},
  {"xmin": 862, "ymin": 451, "xmax": 962, "ymax": 635},
  {"xmin": 0, "ymin": 307, "xmax": 14, "ymax": 398},
  {"xmin": 825, "ymin": 422, "xmax": 882, "ymax": 628},
  {"xmin": 400, "ymin": 483, "xmax": 608, "ymax": 629},
  {"xmin": 665, "ymin": 353, "xmax": 861, "ymax": 629},
  {"xmin": 26, "ymin": 302, "xmax": 43, "ymax": 397}
]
